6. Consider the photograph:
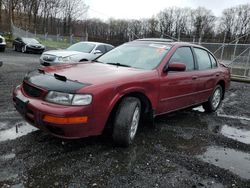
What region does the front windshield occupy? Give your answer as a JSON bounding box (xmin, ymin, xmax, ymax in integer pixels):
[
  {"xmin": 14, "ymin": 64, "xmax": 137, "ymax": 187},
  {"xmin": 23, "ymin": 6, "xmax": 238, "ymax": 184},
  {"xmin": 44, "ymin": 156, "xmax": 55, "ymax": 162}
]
[
  {"xmin": 67, "ymin": 42, "xmax": 96, "ymax": 53},
  {"xmin": 97, "ymin": 43, "xmax": 171, "ymax": 70},
  {"xmin": 23, "ymin": 38, "xmax": 39, "ymax": 44}
]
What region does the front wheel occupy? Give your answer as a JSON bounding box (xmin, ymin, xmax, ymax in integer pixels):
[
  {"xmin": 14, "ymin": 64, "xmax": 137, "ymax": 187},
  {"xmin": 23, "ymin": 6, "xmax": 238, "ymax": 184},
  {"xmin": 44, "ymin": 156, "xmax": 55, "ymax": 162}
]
[
  {"xmin": 203, "ymin": 85, "xmax": 223, "ymax": 113},
  {"xmin": 21, "ymin": 46, "xmax": 26, "ymax": 53},
  {"xmin": 112, "ymin": 97, "xmax": 141, "ymax": 147}
]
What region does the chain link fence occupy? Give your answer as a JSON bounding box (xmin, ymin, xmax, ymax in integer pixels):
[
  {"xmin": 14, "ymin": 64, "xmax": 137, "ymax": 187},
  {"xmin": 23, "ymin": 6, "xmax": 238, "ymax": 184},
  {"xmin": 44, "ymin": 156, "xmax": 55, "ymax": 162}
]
[
  {"xmin": 201, "ymin": 43, "xmax": 250, "ymax": 78},
  {"xmin": 11, "ymin": 24, "xmax": 88, "ymax": 48},
  {"xmin": 10, "ymin": 24, "xmax": 250, "ymax": 79}
]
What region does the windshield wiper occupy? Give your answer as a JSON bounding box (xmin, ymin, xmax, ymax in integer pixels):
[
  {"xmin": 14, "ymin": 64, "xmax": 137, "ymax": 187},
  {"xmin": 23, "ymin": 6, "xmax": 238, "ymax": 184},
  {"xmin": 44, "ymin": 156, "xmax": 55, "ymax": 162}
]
[
  {"xmin": 106, "ymin": 62, "xmax": 131, "ymax": 67},
  {"xmin": 93, "ymin": 59, "xmax": 103, "ymax": 63}
]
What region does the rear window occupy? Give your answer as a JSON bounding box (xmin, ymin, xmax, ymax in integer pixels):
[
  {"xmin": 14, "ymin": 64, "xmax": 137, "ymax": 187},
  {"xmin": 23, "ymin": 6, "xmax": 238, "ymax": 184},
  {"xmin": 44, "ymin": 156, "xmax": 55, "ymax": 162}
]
[{"xmin": 194, "ymin": 48, "xmax": 212, "ymax": 70}]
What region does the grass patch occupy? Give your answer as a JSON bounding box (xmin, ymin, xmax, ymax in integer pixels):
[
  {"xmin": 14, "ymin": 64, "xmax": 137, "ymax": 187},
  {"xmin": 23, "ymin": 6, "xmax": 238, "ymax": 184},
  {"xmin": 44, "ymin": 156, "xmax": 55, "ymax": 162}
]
[{"xmin": 40, "ymin": 40, "xmax": 71, "ymax": 49}]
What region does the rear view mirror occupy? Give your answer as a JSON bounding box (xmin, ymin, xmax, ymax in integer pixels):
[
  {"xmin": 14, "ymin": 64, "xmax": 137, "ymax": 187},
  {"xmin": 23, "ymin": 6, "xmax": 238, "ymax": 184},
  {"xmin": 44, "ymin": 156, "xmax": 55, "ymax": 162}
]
[{"xmin": 165, "ymin": 62, "xmax": 186, "ymax": 72}]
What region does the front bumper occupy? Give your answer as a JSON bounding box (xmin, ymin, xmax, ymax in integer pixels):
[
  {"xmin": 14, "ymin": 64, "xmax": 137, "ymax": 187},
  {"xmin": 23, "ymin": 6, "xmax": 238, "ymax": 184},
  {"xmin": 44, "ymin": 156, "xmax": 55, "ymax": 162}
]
[
  {"xmin": 0, "ymin": 44, "xmax": 6, "ymax": 48},
  {"xmin": 13, "ymin": 85, "xmax": 99, "ymax": 139},
  {"xmin": 26, "ymin": 46, "xmax": 44, "ymax": 53}
]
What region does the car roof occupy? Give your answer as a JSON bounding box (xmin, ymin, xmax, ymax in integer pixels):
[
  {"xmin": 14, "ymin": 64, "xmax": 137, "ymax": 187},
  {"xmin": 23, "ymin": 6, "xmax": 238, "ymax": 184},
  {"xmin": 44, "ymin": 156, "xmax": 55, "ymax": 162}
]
[
  {"xmin": 78, "ymin": 41, "xmax": 114, "ymax": 47},
  {"xmin": 132, "ymin": 38, "xmax": 209, "ymax": 51},
  {"xmin": 135, "ymin": 38, "xmax": 174, "ymax": 43}
]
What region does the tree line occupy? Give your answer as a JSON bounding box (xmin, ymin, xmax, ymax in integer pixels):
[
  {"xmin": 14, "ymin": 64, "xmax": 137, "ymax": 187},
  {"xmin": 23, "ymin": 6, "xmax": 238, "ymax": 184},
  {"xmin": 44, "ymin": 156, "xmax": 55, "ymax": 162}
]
[{"xmin": 0, "ymin": 1, "xmax": 249, "ymax": 45}]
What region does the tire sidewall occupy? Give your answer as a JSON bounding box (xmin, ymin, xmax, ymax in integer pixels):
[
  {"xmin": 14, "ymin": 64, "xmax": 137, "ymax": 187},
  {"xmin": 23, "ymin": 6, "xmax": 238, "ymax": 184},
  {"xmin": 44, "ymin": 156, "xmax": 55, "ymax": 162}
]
[
  {"xmin": 210, "ymin": 85, "xmax": 222, "ymax": 111},
  {"xmin": 22, "ymin": 46, "xmax": 26, "ymax": 53},
  {"xmin": 113, "ymin": 97, "xmax": 141, "ymax": 146}
]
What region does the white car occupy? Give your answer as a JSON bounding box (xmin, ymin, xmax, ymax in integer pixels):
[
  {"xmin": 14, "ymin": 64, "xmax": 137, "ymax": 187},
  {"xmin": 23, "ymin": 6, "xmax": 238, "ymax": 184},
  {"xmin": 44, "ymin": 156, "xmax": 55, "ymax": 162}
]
[
  {"xmin": 0, "ymin": 35, "xmax": 6, "ymax": 52},
  {"xmin": 40, "ymin": 41, "xmax": 114, "ymax": 66}
]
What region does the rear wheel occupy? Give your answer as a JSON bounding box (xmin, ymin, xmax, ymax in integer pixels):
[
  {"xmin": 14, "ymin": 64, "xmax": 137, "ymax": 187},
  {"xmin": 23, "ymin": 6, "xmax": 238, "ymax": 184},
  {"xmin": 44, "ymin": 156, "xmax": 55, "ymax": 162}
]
[
  {"xmin": 203, "ymin": 85, "xmax": 223, "ymax": 112},
  {"xmin": 112, "ymin": 97, "xmax": 141, "ymax": 147}
]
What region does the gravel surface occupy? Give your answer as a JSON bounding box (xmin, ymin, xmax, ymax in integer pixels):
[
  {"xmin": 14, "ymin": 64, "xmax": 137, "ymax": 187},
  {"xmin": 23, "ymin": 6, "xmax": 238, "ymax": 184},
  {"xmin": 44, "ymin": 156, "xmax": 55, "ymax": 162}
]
[{"xmin": 0, "ymin": 49, "xmax": 250, "ymax": 188}]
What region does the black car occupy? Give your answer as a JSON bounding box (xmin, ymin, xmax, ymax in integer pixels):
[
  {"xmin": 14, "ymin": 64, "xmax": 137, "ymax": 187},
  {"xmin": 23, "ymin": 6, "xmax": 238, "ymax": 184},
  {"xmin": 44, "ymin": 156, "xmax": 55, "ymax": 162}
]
[{"xmin": 13, "ymin": 37, "xmax": 45, "ymax": 54}]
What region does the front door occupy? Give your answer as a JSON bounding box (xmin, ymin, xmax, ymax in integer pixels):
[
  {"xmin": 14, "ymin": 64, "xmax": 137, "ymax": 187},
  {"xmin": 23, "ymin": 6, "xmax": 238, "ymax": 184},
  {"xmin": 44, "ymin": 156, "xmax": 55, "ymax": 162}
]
[{"xmin": 157, "ymin": 46, "xmax": 198, "ymax": 114}]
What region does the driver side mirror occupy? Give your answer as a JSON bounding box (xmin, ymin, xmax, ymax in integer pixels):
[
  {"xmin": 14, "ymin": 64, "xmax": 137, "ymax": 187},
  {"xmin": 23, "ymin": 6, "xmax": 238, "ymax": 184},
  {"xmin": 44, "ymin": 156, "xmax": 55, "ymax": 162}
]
[
  {"xmin": 93, "ymin": 50, "xmax": 102, "ymax": 54},
  {"xmin": 164, "ymin": 62, "xmax": 186, "ymax": 72}
]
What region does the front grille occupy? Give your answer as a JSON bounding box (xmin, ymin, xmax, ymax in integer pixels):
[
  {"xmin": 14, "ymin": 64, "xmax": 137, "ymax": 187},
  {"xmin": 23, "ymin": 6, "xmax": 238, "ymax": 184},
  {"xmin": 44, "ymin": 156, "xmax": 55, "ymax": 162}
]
[
  {"xmin": 0, "ymin": 38, "xmax": 2, "ymax": 43},
  {"xmin": 31, "ymin": 45, "xmax": 41, "ymax": 49},
  {"xmin": 23, "ymin": 82, "xmax": 43, "ymax": 98}
]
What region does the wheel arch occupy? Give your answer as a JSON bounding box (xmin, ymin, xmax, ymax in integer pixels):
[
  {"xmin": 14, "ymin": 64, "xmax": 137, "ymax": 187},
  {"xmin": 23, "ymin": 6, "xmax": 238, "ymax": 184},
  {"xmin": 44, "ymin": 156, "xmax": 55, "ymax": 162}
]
[
  {"xmin": 79, "ymin": 58, "xmax": 88, "ymax": 62},
  {"xmin": 104, "ymin": 91, "xmax": 153, "ymax": 130},
  {"xmin": 216, "ymin": 80, "xmax": 225, "ymax": 99}
]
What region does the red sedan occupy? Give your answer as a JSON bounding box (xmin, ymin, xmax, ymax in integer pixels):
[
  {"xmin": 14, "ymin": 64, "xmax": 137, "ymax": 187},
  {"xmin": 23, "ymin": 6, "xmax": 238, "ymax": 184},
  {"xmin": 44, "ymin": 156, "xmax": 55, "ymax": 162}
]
[{"xmin": 13, "ymin": 38, "xmax": 230, "ymax": 146}]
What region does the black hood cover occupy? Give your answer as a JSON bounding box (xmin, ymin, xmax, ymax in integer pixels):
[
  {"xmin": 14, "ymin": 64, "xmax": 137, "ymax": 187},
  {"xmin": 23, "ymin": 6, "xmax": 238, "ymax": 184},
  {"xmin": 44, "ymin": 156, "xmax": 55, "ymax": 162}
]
[{"xmin": 24, "ymin": 70, "xmax": 90, "ymax": 93}]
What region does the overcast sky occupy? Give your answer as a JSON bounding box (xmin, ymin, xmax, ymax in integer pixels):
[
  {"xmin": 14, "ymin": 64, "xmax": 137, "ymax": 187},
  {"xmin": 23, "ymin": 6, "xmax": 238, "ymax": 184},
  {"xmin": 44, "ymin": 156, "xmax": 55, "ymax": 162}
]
[{"xmin": 85, "ymin": 0, "xmax": 250, "ymax": 20}]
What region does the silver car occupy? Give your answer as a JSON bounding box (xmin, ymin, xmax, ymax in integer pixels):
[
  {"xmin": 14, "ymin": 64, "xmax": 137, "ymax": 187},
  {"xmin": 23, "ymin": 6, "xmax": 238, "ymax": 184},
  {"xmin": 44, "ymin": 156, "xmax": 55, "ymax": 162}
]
[
  {"xmin": 40, "ymin": 41, "xmax": 114, "ymax": 66},
  {"xmin": 0, "ymin": 35, "xmax": 6, "ymax": 52}
]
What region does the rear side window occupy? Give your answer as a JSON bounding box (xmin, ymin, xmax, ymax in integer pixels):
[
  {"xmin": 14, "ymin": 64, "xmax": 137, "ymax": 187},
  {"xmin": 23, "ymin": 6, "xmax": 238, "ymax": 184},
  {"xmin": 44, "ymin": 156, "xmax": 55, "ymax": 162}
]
[
  {"xmin": 194, "ymin": 48, "xmax": 212, "ymax": 70},
  {"xmin": 169, "ymin": 47, "xmax": 194, "ymax": 71},
  {"xmin": 209, "ymin": 53, "xmax": 218, "ymax": 68}
]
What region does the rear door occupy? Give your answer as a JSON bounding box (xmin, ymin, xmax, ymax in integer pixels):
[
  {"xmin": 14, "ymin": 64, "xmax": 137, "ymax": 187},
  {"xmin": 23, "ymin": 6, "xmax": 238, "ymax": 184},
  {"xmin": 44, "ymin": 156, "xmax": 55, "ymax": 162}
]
[
  {"xmin": 192, "ymin": 47, "xmax": 220, "ymax": 103},
  {"xmin": 157, "ymin": 46, "xmax": 198, "ymax": 114}
]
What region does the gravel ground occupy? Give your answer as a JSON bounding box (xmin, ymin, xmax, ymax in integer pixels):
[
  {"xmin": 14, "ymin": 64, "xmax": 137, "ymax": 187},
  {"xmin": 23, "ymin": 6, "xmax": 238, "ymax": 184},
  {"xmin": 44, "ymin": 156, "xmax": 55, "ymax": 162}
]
[{"xmin": 0, "ymin": 49, "xmax": 250, "ymax": 188}]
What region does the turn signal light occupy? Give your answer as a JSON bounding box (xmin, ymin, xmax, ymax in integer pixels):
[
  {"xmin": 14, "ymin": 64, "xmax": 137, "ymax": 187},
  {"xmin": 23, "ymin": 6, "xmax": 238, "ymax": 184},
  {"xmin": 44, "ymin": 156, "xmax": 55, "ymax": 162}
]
[{"xmin": 43, "ymin": 115, "xmax": 88, "ymax": 124}]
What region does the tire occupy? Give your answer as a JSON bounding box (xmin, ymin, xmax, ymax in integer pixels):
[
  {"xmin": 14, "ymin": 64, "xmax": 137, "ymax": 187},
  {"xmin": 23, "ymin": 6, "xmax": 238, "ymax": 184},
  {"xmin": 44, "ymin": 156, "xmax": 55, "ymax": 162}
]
[
  {"xmin": 203, "ymin": 85, "xmax": 223, "ymax": 113},
  {"xmin": 112, "ymin": 97, "xmax": 141, "ymax": 147},
  {"xmin": 21, "ymin": 46, "xmax": 26, "ymax": 53},
  {"xmin": 0, "ymin": 47, "xmax": 5, "ymax": 52}
]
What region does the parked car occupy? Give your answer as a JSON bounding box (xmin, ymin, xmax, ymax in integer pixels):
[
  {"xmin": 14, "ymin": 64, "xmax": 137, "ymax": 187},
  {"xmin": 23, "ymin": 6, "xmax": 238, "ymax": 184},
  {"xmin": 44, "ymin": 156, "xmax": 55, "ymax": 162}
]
[
  {"xmin": 0, "ymin": 35, "xmax": 6, "ymax": 52},
  {"xmin": 40, "ymin": 41, "xmax": 114, "ymax": 66},
  {"xmin": 13, "ymin": 37, "xmax": 45, "ymax": 54},
  {"xmin": 13, "ymin": 38, "xmax": 230, "ymax": 146}
]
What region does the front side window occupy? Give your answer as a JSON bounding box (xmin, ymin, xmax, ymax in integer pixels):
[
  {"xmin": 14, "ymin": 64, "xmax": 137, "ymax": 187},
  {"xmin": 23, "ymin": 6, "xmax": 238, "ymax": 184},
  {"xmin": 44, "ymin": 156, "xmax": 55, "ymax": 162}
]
[
  {"xmin": 194, "ymin": 48, "xmax": 212, "ymax": 70},
  {"xmin": 97, "ymin": 43, "xmax": 171, "ymax": 70},
  {"xmin": 169, "ymin": 47, "xmax": 194, "ymax": 71}
]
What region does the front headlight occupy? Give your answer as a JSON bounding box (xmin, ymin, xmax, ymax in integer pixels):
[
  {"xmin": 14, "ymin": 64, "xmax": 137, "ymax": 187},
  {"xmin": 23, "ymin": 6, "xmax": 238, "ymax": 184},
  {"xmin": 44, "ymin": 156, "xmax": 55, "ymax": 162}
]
[
  {"xmin": 58, "ymin": 56, "xmax": 72, "ymax": 63},
  {"xmin": 45, "ymin": 91, "xmax": 92, "ymax": 106}
]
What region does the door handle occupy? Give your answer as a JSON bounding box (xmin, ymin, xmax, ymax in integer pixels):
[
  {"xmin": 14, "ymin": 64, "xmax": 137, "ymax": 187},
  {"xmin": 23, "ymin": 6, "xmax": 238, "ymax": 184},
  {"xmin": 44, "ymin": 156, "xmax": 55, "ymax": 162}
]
[
  {"xmin": 192, "ymin": 76, "xmax": 198, "ymax": 80},
  {"xmin": 215, "ymin": 73, "xmax": 219, "ymax": 77}
]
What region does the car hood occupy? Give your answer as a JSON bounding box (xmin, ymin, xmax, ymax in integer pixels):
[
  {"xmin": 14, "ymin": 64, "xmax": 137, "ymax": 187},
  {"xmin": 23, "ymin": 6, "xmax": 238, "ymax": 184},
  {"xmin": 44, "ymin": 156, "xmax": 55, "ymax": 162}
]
[
  {"xmin": 43, "ymin": 50, "xmax": 87, "ymax": 57},
  {"xmin": 42, "ymin": 62, "xmax": 152, "ymax": 86}
]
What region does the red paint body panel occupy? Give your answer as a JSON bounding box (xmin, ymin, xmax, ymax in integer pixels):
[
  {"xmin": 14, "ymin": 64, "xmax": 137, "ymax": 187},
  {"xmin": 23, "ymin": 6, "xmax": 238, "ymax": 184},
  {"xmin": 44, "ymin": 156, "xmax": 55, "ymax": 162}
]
[{"xmin": 13, "ymin": 42, "xmax": 230, "ymax": 139}]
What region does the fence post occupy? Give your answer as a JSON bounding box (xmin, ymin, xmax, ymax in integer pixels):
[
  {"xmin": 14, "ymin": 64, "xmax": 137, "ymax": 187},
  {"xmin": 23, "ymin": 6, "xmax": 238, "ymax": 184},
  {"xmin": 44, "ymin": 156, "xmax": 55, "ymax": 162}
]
[
  {"xmin": 44, "ymin": 33, "xmax": 48, "ymax": 41},
  {"xmin": 220, "ymin": 31, "xmax": 227, "ymax": 61},
  {"xmin": 70, "ymin": 34, "xmax": 74, "ymax": 44},
  {"xmin": 232, "ymin": 39, "xmax": 239, "ymax": 60},
  {"xmin": 243, "ymin": 49, "xmax": 250, "ymax": 77}
]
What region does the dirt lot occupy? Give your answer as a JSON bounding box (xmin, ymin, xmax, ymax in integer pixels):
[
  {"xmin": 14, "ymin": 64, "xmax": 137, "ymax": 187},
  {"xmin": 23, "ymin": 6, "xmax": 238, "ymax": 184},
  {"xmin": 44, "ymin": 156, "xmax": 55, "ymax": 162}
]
[{"xmin": 0, "ymin": 49, "xmax": 250, "ymax": 188}]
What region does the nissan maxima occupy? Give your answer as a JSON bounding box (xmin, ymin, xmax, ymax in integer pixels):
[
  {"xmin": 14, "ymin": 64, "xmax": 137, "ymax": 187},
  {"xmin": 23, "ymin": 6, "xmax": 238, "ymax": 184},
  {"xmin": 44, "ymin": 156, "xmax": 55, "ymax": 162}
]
[{"xmin": 13, "ymin": 38, "xmax": 230, "ymax": 146}]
